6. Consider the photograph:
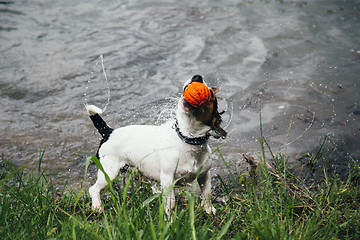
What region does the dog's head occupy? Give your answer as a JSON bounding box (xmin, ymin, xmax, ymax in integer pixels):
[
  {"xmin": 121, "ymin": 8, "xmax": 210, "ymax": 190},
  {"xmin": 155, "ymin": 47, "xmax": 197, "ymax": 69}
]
[{"xmin": 182, "ymin": 75, "xmax": 227, "ymax": 139}]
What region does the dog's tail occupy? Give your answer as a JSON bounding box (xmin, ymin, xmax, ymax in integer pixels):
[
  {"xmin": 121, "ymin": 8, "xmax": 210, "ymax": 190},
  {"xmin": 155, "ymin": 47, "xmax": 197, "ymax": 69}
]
[{"xmin": 85, "ymin": 104, "xmax": 114, "ymax": 140}]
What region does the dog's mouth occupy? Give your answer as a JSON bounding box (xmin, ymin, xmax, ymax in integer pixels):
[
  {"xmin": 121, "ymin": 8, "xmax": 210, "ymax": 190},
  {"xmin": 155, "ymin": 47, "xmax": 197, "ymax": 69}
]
[{"xmin": 183, "ymin": 75, "xmax": 227, "ymax": 139}]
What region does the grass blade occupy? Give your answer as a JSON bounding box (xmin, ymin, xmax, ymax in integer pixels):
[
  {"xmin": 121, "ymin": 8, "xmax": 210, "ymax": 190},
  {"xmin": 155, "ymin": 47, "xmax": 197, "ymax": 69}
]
[
  {"xmin": 84, "ymin": 156, "xmax": 92, "ymax": 180},
  {"xmin": 0, "ymin": 163, "xmax": 27, "ymax": 187},
  {"xmin": 216, "ymin": 216, "xmax": 233, "ymax": 240},
  {"xmin": 73, "ymin": 187, "xmax": 84, "ymax": 213},
  {"xmin": 186, "ymin": 191, "xmax": 197, "ymax": 240}
]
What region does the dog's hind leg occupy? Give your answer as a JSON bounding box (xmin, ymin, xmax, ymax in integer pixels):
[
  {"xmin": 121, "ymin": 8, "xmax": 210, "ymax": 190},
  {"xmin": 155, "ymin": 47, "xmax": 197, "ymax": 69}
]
[{"xmin": 89, "ymin": 155, "xmax": 125, "ymax": 212}]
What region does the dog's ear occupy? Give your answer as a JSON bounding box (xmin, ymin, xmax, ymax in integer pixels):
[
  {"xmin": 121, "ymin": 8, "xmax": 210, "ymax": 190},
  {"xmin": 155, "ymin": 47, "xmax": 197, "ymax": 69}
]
[
  {"xmin": 209, "ymin": 87, "xmax": 219, "ymax": 102},
  {"xmin": 211, "ymin": 87, "xmax": 219, "ymax": 94},
  {"xmin": 211, "ymin": 117, "xmax": 227, "ymax": 139},
  {"xmin": 209, "ymin": 88, "xmax": 227, "ymax": 139}
]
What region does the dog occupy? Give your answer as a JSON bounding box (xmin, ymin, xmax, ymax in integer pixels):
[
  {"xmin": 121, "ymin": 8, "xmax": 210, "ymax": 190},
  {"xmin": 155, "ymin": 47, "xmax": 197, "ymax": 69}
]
[{"xmin": 85, "ymin": 75, "xmax": 227, "ymax": 216}]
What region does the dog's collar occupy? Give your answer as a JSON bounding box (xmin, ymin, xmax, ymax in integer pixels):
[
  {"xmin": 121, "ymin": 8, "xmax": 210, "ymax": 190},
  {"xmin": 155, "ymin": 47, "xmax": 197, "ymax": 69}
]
[{"xmin": 173, "ymin": 120, "xmax": 210, "ymax": 145}]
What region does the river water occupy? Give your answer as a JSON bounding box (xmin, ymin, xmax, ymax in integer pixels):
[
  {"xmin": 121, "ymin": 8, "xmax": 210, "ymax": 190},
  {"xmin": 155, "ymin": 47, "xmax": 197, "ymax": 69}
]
[{"xmin": 1, "ymin": 0, "xmax": 359, "ymax": 186}]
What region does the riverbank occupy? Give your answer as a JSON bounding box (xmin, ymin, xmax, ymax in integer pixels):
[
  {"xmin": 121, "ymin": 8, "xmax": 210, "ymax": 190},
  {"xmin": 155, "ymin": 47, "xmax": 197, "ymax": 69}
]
[
  {"xmin": 2, "ymin": 0, "xmax": 360, "ymax": 184},
  {"xmin": 1, "ymin": 139, "xmax": 359, "ymax": 239}
]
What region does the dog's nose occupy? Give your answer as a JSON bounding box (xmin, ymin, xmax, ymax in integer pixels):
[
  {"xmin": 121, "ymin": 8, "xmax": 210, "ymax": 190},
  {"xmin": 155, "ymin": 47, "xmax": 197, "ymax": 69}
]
[{"xmin": 191, "ymin": 75, "xmax": 203, "ymax": 83}]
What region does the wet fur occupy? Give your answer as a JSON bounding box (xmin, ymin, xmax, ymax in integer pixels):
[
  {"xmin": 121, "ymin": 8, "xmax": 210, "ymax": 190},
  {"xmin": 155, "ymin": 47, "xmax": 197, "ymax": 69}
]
[{"xmin": 85, "ymin": 76, "xmax": 226, "ymax": 216}]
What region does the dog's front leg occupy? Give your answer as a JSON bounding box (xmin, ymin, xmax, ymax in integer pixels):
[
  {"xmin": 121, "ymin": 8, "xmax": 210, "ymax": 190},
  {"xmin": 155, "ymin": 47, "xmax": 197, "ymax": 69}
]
[
  {"xmin": 160, "ymin": 172, "xmax": 175, "ymax": 217},
  {"xmin": 198, "ymin": 171, "xmax": 216, "ymax": 215}
]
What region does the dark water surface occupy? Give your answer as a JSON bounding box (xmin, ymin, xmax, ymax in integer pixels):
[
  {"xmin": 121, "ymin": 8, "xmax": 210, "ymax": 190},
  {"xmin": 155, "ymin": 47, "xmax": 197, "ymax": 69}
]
[{"xmin": 1, "ymin": 0, "xmax": 360, "ymax": 186}]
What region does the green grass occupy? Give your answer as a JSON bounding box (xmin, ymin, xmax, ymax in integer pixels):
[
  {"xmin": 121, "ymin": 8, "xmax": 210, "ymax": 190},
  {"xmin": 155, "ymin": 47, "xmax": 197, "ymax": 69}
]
[{"xmin": 1, "ymin": 141, "xmax": 360, "ymax": 239}]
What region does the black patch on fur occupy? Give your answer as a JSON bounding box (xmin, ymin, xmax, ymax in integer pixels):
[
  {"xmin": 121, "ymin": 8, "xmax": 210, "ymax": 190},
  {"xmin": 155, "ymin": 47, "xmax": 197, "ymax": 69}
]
[{"xmin": 89, "ymin": 114, "xmax": 114, "ymax": 158}]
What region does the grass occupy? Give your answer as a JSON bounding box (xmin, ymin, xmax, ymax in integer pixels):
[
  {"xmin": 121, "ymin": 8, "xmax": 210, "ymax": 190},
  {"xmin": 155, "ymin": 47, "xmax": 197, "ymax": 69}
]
[{"xmin": 1, "ymin": 137, "xmax": 360, "ymax": 239}]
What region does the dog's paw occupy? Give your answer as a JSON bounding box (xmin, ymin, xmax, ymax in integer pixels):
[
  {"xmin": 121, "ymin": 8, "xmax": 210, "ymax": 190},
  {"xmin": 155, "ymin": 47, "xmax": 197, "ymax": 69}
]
[
  {"xmin": 201, "ymin": 199, "xmax": 216, "ymax": 216},
  {"xmin": 202, "ymin": 200, "xmax": 216, "ymax": 215},
  {"xmin": 205, "ymin": 205, "xmax": 216, "ymax": 215},
  {"xmin": 151, "ymin": 184, "xmax": 161, "ymax": 194},
  {"xmin": 91, "ymin": 204, "xmax": 103, "ymax": 213}
]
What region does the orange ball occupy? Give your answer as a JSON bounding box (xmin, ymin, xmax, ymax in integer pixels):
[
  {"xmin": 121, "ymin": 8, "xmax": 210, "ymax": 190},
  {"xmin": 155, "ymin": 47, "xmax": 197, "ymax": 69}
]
[{"xmin": 184, "ymin": 82, "xmax": 211, "ymax": 108}]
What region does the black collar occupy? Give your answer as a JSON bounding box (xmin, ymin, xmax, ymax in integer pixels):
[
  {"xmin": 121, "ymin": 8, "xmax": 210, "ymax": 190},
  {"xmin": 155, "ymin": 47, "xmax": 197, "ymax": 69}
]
[{"xmin": 173, "ymin": 120, "xmax": 210, "ymax": 145}]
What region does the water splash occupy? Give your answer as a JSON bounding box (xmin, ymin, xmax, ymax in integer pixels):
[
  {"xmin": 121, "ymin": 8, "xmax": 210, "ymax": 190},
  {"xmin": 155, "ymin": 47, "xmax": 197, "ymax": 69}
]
[
  {"xmin": 155, "ymin": 97, "xmax": 178, "ymax": 125},
  {"xmin": 84, "ymin": 55, "xmax": 112, "ymax": 112},
  {"xmin": 232, "ymin": 79, "xmax": 317, "ymax": 153},
  {"xmin": 218, "ymin": 97, "xmax": 233, "ymax": 130},
  {"xmin": 99, "ymin": 54, "xmax": 111, "ymax": 113}
]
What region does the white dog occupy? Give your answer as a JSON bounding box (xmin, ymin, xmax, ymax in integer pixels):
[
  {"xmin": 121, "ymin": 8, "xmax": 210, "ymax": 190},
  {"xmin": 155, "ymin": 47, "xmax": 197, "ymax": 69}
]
[{"xmin": 85, "ymin": 75, "xmax": 227, "ymax": 216}]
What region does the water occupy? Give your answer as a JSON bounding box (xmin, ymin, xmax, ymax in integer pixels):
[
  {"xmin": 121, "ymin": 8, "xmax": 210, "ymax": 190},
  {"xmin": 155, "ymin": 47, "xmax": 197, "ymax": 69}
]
[{"xmin": 1, "ymin": 0, "xmax": 360, "ymax": 186}]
